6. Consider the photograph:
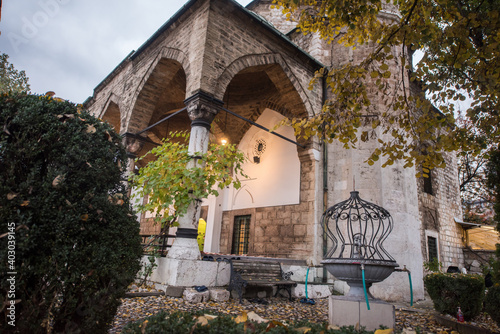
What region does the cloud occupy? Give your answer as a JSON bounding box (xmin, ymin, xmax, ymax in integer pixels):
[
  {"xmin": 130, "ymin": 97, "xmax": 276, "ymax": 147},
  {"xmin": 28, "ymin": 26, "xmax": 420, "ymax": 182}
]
[{"xmin": 0, "ymin": 0, "xmax": 252, "ymax": 103}]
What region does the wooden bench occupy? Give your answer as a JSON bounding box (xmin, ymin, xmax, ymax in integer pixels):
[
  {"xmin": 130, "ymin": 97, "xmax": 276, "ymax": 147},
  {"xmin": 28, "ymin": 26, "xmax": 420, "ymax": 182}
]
[{"xmin": 224, "ymin": 258, "xmax": 297, "ymax": 303}]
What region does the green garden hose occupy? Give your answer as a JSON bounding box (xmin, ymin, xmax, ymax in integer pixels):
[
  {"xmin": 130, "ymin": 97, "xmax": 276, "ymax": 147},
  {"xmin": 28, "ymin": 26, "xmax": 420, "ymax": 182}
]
[
  {"xmin": 408, "ymin": 271, "xmax": 413, "ymax": 306},
  {"xmin": 361, "ymin": 264, "xmax": 370, "ymax": 310},
  {"xmin": 305, "ymin": 266, "xmax": 309, "ymax": 299}
]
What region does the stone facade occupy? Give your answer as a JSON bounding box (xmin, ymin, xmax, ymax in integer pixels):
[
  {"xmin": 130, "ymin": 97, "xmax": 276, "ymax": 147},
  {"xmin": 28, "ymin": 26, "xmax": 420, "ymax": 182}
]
[
  {"xmin": 84, "ymin": 0, "xmax": 465, "ymax": 302},
  {"xmin": 417, "ymin": 152, "xmax": 464, "ymax": 271}
]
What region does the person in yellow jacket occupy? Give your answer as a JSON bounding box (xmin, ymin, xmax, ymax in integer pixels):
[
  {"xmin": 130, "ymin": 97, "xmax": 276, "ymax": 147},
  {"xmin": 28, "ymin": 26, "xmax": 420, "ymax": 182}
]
[{"xmin": 197, "ymin": 218, "xmax": 207, "ymax": 251}]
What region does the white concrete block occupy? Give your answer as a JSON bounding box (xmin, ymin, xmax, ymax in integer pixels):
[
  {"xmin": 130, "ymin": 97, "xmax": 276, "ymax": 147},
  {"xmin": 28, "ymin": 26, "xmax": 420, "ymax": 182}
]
[{"xmin": 328, "ymin": 296, "xmax": 395, "ymax": 331}]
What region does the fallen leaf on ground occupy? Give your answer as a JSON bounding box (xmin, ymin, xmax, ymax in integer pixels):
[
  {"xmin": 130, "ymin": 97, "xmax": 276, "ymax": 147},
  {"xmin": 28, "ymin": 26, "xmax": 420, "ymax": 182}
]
[
  {"xmin": 247, "ymin": 311, "xmax": 268, "ymax": 323},
  {"xmin": 234, "ymin": 311, "xmax": 248, "ymax": 324}
]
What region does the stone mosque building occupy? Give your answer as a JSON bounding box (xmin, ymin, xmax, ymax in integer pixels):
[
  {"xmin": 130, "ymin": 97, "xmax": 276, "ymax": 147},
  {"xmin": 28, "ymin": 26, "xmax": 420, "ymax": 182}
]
[{"xmin": 84, "ymin": 0, "xmax": 466, "ymax": 301}]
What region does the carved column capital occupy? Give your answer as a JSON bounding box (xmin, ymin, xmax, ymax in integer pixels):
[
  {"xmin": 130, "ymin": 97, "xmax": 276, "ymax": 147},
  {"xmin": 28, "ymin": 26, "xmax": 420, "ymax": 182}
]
[
  {"xmin": 122, "ymin": 132, "xmax": 145, "ymax": 155},
  {"xmin": 184, "ymin": 91, "xmax": 223, "ymax": 126}
]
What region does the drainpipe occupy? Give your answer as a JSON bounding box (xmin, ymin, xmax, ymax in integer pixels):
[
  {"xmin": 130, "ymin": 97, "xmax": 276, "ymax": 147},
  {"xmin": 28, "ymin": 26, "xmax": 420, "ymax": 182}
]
[{"xmin": 322, "ymin": 69, "xmax": 329, "ymax": 283}]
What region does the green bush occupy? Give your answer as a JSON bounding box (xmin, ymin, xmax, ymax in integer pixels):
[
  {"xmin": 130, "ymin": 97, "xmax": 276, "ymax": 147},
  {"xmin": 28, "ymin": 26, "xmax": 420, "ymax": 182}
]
[
  {"xmin": 122, "ymin": 310, "xmax": 375, "ymax": 334},
  {"xmin": 0, "ymin": 93, "xmax": 143, "ymax": 333},
  {"xmin": 485, "ymin": 284, "xmax": 500, "ymax": 327},
  {"xmin": 424, "ymin": 272, "xmax": 485, "ymax": 320}
]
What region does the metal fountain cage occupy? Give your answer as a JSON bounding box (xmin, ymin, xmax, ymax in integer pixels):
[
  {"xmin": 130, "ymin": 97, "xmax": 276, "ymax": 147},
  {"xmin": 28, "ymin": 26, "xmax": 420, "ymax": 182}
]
[{"xmin": 321, "ymin": 191, "xmax": 399, "ymax": 299}]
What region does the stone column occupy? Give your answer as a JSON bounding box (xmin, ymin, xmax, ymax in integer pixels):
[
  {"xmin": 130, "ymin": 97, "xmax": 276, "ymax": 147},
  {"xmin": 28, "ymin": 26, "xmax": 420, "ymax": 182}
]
[
  {"xmin": 122, "ymin": 133, "xmax": 144, "ymax": 197},
  {"xmin": 166, "ymin": 91, "xmax": 222, "ymax": 260},
  {"xmin": 121, "ymin": 133, "xmax": 145, "ymax": 225}
]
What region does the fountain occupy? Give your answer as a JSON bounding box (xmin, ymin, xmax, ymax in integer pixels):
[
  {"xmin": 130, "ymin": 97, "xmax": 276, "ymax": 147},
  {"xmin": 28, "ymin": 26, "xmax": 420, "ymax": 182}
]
[{"xmin": 321, "ymin": 191, "xmax": 399, "ymax": 330}]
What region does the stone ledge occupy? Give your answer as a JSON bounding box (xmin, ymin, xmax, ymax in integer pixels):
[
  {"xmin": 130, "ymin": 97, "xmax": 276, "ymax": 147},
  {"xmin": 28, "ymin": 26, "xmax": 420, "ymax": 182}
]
[{"xmin": 434, "ymin": 314, "xmax": 496, "ymax": 334}]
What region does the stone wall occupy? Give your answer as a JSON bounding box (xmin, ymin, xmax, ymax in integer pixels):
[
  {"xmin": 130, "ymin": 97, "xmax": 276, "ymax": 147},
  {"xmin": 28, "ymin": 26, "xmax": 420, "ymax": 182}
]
[
  {"xmin": 140, "ymin": 218, "xmax": 161, "ymax": 236},
  {"xmin": 463, "ymin": 248, "xmax": 495, "ymax": 274},
  {"xmin": 418, "ymin": 151, "xmax": 464, "ymax": 271},
  {"xmin": 220, "ymin": 150, "xmax": 319, "ymax": 260}
]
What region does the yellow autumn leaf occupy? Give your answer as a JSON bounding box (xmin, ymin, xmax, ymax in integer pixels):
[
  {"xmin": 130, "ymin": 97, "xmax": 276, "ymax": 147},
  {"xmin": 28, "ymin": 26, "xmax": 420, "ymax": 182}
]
[
  {"xmin": 234, "ymin": 311, "xmax": 248, "ymax": 324},
  {"xmin": 374, "ymin": 329, "xmax": 393, "ymax": 334},
  {"xmin": 20, "ymin": 200, "xmax": 29, "ymax": 207},
  {"xmin": 141, "ymin": 319, "xmax": 148, "ymax": 334},
  {"xmin": 295, "ymin": 327, "xmax": 312, "ymax": 333}
]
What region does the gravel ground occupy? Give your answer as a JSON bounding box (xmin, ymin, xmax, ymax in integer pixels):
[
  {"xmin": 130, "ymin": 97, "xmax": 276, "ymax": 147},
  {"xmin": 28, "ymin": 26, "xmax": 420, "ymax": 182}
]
[{"xmin": 108, "ymin": 294, "xmax": 499, "ymax": 333}]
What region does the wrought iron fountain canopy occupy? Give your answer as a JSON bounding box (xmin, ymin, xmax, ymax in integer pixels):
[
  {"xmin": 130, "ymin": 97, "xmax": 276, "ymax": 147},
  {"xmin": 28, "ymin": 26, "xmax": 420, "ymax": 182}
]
[{"xmin": 321, "ymin": 191, "xmax": 399, "ymax": 298}]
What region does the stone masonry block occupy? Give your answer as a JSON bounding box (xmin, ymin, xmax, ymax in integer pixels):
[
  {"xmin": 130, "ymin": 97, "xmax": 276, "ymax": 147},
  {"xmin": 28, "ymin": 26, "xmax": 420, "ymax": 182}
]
[
  {"xmin": 164, "ymin": 285, "xmax": 185, "ymax": 298},
  {"xmin": 209, "ymin": 288, "xmax": 230, "ymax": 302},
  {"xmin": 294, "ymin": 224, "xmax": 306, "ymax": 236},
  {"xmin": 183, "ymin": 288, "xmax": 210, "ymax": 303}
]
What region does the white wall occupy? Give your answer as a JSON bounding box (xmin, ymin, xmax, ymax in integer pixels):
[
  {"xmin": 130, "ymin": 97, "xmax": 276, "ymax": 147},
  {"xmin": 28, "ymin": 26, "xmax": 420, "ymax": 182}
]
[{"xmin": 223, "ymin": 108, "xmax": 301, "ymax": 210}]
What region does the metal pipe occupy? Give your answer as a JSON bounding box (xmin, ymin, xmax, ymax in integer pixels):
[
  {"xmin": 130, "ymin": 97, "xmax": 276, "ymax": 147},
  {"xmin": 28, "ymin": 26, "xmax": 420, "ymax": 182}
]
[
  {"xmin": 220, "ymin": 106, "xmax": 305, "ymax": 148},
  {"xmin": 322, "ymin": 69, "xmax": 329, "ymax": 283},
  {"xmin": 135, "ymin": 107, "xmax": 187, "ymax": 135},
  {"xmin": 394, "ymin": 265, "xmax": 413, "ymax": 306}
]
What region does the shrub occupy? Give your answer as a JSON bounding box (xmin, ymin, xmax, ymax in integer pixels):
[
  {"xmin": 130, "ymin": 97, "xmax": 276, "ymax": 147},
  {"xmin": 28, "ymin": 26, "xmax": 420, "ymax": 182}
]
[
  {"xmin": 0, "ymin": 93, "xmax": 143, "ymax": 333},
  {"xmin": 122, "ymin": 310, "xmax": 375, "ymax": 334},
  {"xmin": 424, "ymin": 272, "xmax": 485, "ymax": 320},
  {"xmin": 485, "ymin": 284, "xmax": 500, "ymax": 327}
]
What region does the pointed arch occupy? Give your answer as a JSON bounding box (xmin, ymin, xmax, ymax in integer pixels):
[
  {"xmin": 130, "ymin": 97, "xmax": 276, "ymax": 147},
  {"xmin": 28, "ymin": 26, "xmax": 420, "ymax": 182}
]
[
  {"xmin": 100, "ymin": 93, "xmax": 122, "ymax": 133},
  {"xmin": 214, "ymin": 53, "xmax": 314, "ymax": 118},
  {"xmin": 125, "ymin": 47, "xmax": 189, "ymax": 133}
]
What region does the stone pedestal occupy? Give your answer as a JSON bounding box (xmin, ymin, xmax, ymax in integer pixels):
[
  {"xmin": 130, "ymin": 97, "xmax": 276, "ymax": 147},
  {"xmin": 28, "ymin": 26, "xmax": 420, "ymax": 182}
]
[
  {"xmin": 328, "ymin": 296, "xmax": 395, "ymax": 331},
  {"xmin": 150, "ymin": 257, "xmax": 230, "ymax": 287}
]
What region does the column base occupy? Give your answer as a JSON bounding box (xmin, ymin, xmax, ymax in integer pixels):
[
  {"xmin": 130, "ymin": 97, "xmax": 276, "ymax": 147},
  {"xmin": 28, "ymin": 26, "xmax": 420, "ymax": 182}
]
[
  {"xmin": 150, "ymin": 257, "xmax": 231, "ymax": 287},
  {"xmin": 166, "ymin": 236, "xmax": 201, "ymax": 260}
]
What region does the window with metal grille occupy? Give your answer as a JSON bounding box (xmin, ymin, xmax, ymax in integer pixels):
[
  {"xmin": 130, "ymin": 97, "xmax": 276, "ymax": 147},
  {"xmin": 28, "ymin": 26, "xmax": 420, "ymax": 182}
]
[
  {"xmin": 232, "ymin": 215, "xmax": 250, "ymax": 255},
  {"xmin": 428, "ymin": 236, "xmax": 438, "ymax": 261}
]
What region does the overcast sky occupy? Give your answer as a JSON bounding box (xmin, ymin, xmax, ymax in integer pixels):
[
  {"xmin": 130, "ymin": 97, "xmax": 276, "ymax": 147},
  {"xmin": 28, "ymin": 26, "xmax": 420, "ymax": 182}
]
[{"xmin": 1, "ymin": 0, "xmax": 253, "ymax": 104}]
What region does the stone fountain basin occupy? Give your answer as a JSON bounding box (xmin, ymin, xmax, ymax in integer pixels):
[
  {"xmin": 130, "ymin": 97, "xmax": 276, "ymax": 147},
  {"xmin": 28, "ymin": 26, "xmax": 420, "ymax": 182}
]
[{"xmin": 321, "ymin": 258, "xmax": 398, "ymax": 284}]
